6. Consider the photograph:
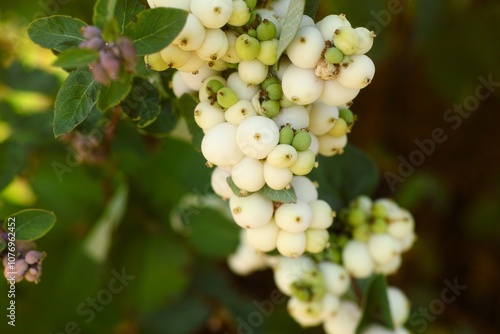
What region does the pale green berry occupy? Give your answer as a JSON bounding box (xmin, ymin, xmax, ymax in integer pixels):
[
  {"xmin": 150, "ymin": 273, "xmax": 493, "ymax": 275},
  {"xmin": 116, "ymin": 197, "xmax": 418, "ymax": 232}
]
[
  {"xmin": 371, "ymin": 218, "xmax": 388, "ymax": 234},
  {"xmin": 317, "ymin": 134, "xmax": 347, "ymax": 157},
  {"xmin": 289, "ymin": 150, "xmax": 316, "ymax": 175},
  {"xmin": 266, "ymin": 144, "xmax": 298, "ymax": 168},
  {"xmin": 236, "ymin": 34, "xmax": 261, "ymax": 60},
  {"xmin": 261, "ymin": 99, "xmax": 280, "ymax": 117},
  {"xmin": 238, "ymin": 59, "xmax": 269, "ymax": 85},
  {"xmin": 221, "ymin": 30, "xmax": 243, "ymax": 64},
  {"xmin": 262, "ymin": 77, "xmax": 280, "ymax": 91},
  {"xmin": 228, "ymin": 0, "xmax": 251, "ymax": 27},
  {"xmin": 325, "ymin": 47, "xmax": 344, "ymax": 64},
  {"xmin": 347, "ymin": 208, "xmax": 366, "ymax": 226},
  {"xmin": 333, "ymin": 26, "xmax": 360, "ymax": 55},
  {"xmin": 279, "ymin": 125, "xmax": 294, "ymax": 145},
  {"xmin": 256, "ymin": 19, "xmax": 277, "ymax": 41},
  {"xmin": 342, "ymin": 240, "xmax": 375, "ymax": 278},
  {"xmin": 292, "ymin": 130, "xmax": 312, "ymax": 152},
  {"xmin": 256, "ymin": 38, "xmax": 278, "ymax": 65},
  {"xmin": 144, "ymin": 52, "xmax": 168, "ymax": 71},
  {"xmin": 372, "ymin": 202, "xmax": 389, "ymax": 219},
  {"xmin": 353, "ymin": 223, "xmax": 371, "ymax": 242},
  {"xmin": 217, "ymin": 87, "xmax": 239, "ymax": 109},
  {"xmin": 206, "ymin": 79, "xmax": 225, "ymax": 95},
  {"xmin": 328, "ymin": 118, "xmax": 349, "ymax": 137},
  {"xmin": 247, "ymin": 28, "xmax": 257, "ymax": 38},
  {"xmin": 244, "ymin": 0, "xmax": 257, "ymax": 10},
  {"xmin": 265, "ymin": 83, "xmax": 283, "ymax": 101},
  {"xmin": 339, "ymin": 108, "xmax": 355, "ymax": 125},
  {"xmin": 306, "ymin": 229, "xmax": 330, "ymax": 253},
  {"xmin": 160, "ymin": 43, "xmax": 190, "ymax": 68}
]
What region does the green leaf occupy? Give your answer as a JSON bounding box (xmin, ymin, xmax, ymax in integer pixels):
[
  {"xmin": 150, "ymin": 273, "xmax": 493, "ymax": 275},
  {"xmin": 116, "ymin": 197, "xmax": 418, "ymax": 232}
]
[
  {"xmin": 276, "ymin": 0, "xmax": 305, "ymax": 61},
  {"xmin": 355, "ymin": 275, "xmax": 395, "ymax": 333},
  {"xmin": 0, "ymin": 61, "xmax": 59, "ymax": 94},
  {"xmin": 97, "ymin": 71, "xmax": 133, "ymax": 111},
  {"xmin": 226, "ymin": 176, "xmax": 253, "ymax": 197},
  {"xmin": 259, "ymin": 184, "xmax": 297, "ymax": 203},
  {"xmin": 53, "ymin": 66, "xmax": 101, "ymax": 137},
  {"xmin": 4, "ymin": 209, "xmax": 56, "ymax": 241},
  {"xmin": 304, "ymin": 0, "xmax": 319, "ymax": 19},
  {"xmin": 183, "ymin": 208, "xmax": 239, "ymax": 258},
  {"xmin": 122, "ymin": 77, "xmax": 161, "ymax": 128},
  {"xmin": 83, "ymin": 174, "xmax": 128, "ymax": 263},
  {"xmin": 124, "ymin": 7, "xmax": 188, "ymax": 56},
  {"xmin": 116, "ymin": 0, "xmax": 146, "ymax": 34},
  {"xmin": 0, "ymin": 141, "xmax": 27, "ymax": 191},
  {"xmin": 27, "ymin": 16, "xmax": 87, "ymax": 53},
  {"xmin": 139, "ymin": 99, "xmax": 178, "ymax": 137},
  {"xmin": 177, "ymin": 93, "xmax": 203, "ymax": 150},
  {"xmin": 310, "ymin": 144, "xmax": 379, "ymax": 211},
  {"xmin": 52, "ymin": 47, "xmax": 100, "ymax": 68},
  {"xmin": 93, "ymin": 0, "xmax": 118, "ymax": 28}
]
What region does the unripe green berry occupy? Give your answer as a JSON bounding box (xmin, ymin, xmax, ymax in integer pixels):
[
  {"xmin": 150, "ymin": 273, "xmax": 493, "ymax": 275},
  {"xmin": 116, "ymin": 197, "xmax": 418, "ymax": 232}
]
[
  {"xmin": 247, "ymin": 28, "xmax": 257, "ymax": 38},
  {"xmin": 353, "ymin": 223, "xmax": 371, "ymax": 242},
  {"xmin": 292, "ymin": 130, "xmax": 312, "ymax": 152},
  {"xmin": 333, "ymin": 26, "xmax": 360, "ymax": 55},
  {"xmin": 371, "ymin": 218, "xmax": 388, "ymax": 234},
  {"xmin": 328, "ymin": 118, "xmax": 349, "ymax": 137},
  {"xmin": 256, "ymin": 38, "xmax": 278, "ymax": 65},
  {"xmin": 347, "ymin": 208, "xmax": 366, "ymax": 226},
  {"xmin": 289, "ymin": 150, "xmax": 316, "ymax": 175},
  {"xmin": 339, "ymin": 108, "xmax": 355, "ymax": 125},
  {"xmin": 262, "ymin": 77, "xmax": 280, "ymax": 90},
  {"xmin": 265, "ymin": 83, "xmax": 283, "ymax": 101},
  {"xmin": 279, "ymin": 125, "xmax": 294, "ymax": 145},
  {"xmin": 206, "ymin": 79, "xmax": 225, "ymax": 95},
  {"xmin": 244, "ymin": 0, "xmax": 257, "ymax": 10},
  {"xmin": 256, "ymin": 19, "xmax": 277, "ymax": 41},
  {"xmin": 261, "ymin": 99, "xmax": 280, "ymax": 117},
  {"xmin": 217, "ymin": 87, "xmax": 239, "ymax": 109},
  {"xmin": 236, "ymin": 34, "xmax": 260, "ymax": 60},
  {"xmin": 325, "ymin": 47, "xmax": 344, "ymax": 64},
  {"xmin": 372, "ymin": 203, "xmax": 388, "ymax": 219}
]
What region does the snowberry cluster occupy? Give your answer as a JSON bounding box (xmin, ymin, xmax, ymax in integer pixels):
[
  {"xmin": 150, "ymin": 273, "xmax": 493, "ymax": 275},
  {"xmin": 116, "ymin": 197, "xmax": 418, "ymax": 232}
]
[
  {"xmin": 341, "ymin": 196, "xmax": 416, "ymax": 278},
  {"xmin": 1, "ymin": 240, "xmax": 45, "ymax": 284},
  {"xmin": 146, "ymin": 0, "xmax": 375, "ymax": 258},
  {"xmin": 80, "ymin": 26, "xmax": 137, "ymax": 85}
]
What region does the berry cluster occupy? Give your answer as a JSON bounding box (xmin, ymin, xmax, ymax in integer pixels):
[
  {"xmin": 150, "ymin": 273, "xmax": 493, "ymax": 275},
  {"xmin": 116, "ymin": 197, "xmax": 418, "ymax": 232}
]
[
  {"xmin": 80, "ymin": 26, "xmax": 137, "ymax": 85},
  {"xmin": 1, "ymin": 238, "xmax": 45, "ymax": 284},
  {"xmin": 147, "ymin": 0, "xmax": 375, "ymax": 259},
  {"xmin": 341, "ymin": 196, "xmax": 416, "ymax": 278}
]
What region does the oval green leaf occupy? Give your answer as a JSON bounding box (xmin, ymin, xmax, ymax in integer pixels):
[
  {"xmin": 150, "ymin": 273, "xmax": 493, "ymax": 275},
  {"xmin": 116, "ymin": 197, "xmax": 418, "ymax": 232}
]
[
  {"xmin": 27, "ymin": 16, "xmax": 87, "ymax": 53},
  {"xmin": 259, "ymin": 184, "xmax": 297, "ymax": 203},
  {"xmin": 125, "ymin": 7, "xmax": 188, "ymax": 56},
  {"xmin": 54, "ymin": 66, "xmax": 101, "ymax": 137},
  {"xmin": 276, "ymin": 0, "xmax": 305, "ymax": 61},
  {"xmin": 5, "ymin": 209, "xmax": 56, "ymax": 241},
  {"xmin": 52, "ymin": 48, "xmax": 100, "ymax": 68},
  {"xmin": 97, "ymin": 71, "xmax": 133, "ymax": 112}
]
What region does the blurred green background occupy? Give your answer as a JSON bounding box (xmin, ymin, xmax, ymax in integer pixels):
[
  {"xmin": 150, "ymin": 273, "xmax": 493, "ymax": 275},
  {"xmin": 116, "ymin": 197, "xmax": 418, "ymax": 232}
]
[{"xmin": 0, "ymin": 0, "xmax": 499, "ymax": 333}]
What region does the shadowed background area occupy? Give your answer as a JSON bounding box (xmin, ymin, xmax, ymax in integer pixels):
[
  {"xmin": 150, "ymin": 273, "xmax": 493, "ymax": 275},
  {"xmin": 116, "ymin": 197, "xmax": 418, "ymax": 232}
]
[{"xmin": 0, "ymin": 0, "xmax": 499, "ymax": 333}]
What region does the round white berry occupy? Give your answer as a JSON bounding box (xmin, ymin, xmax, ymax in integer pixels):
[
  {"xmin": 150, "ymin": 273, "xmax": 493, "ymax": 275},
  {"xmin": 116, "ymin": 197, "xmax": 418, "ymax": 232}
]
[
  {"xmin": 305, "ymin": 228, "xmax": 329, "ymax": 253},
  {"xmin": 387, "ymin": 287, "xmax": 410, "ymax": 327},
  {"xmin": 194, "ymin": 101, "xmax": 225, "ymax": 130},
  {"xmin": 225, "ymin": 99, "xmax": 257, "ymax": 125},
  {"xmin": 245, "ymin": 219, "xmax": 279, "ymax": 252},
  {"xmin": 211, "ymin": 167, "xmax": 233, "ymax": 199},
  {"xmin": 201, "ymin": 122, "xmax": 244, "ymax": 167},
  {"xmin": 272, "ymin": 105, "xmax": 310, "ymax": 130},
  {"xmin": 190, "ymin": 0, "xmax": 233, "ymax": 29},
  {"xmin": 367, "ymin": 234, "xmax": 402, "ymax": 265},
  {"xmin": 287, "ymin": 297, "xmax": 323, "ymax": 327},
  {"xmin": 282, "ymin": 65, "xmax": 324, "ymax": 105},
  {"xmin": 236, "ymin": 116, "xmax": 279, "ymax": 159},
  {"xmin": 318, "ymin": 134, "xmax": 347, "ymax": 157},
  {"xmin": 337, "ymin": 54, "xmax": 375, "ymax": 89},
  {"xmin": 316, "ymin": 14, "xmax": 351, "ymax": 41},
  {"xmin": 275, "ymin": 200, "xmax": 313, "ymax": 233},
  {"xmin": 226, "ymin": 71, "xmax": 260, "ymax": 101},
  {"xmin": 323, "ymin": 301, "xmax": 361, "ymax": 334},
  {"xmin": 286, "ymin": 26, "xmax": 325, "ymax": 69},
  {"xmin": 289, "ymin": 149, "xmax": 316, "ymax": 175},
  {"xmin": 309, "ymin": 133, "xmax": 319, "ymax": 155},
  {"xmin": 273, "ymin": 256, "xmax": 316, "ymax": 295},
  {"xmin": 375, "ymin": 253, "xmax": 402, "ymax": 276},
  {"xmin": 179, "ymin": 65, "xmax": 218, "ymax": 90},
  {"xmin": 276, "ymin": 230, "xmax": 307, "ymax": 258},
  {"xmin": 173, "ymin": 13, "xmax": 206, "ymax": 51},
  {"xmin": 309, "ymin": 102, "xmax": 339, "ymax": 136},
  {"xmin": 309, "ymin": 200, "xmax": 334, "ymax": 229},
  {"xmin": 354, "ymin": 27, "xmax": 375, "ymax": 55},
  {"xmin": 263, "ymin": 161, "xmax": 293, "ymax": 190},
  {"xmin": 160, "ymin": 43, "xmax": 190, "ymax": 68},
  {"xmin": 196, "ymin": 28, "xmax": 229, "ymax": 61},
  {"xmin": 319, "ymin": 262, "xmax": 350, "ymax": 296},
  {"xmin": 266, "ymin": 144, "xmax": 298, "ymax": 168},
  {"xmin": 342, "ymin": 240, "xmax": 375, "ymax": 278},
  {"xmin": 290, "ymin": 176, "xmax": 318, "ymax": 202},
  {"xmin": 229, "ymin": 193, "xmax": 274, "ymax": 229},
  {"xmin": 221, "ymin": 30, "xmax": 243, "ymax": 64},
  {"xmin": 238, "ymin": 59, "xmax": 269, "ymax": 85},
  {"xmin": 171, "ymin": 71, "xmax": 195, "ymax": 98},
  {"xmin": 320, "ymin": 79, "xmax": 360, "ymax": 106},
  {"xmin": 177, "ymin": 51, "xmax": 206, "ymax": 72},
  {"xmin": 231, "ymin": 156, "xmax": 265, "ymax": 192}
]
